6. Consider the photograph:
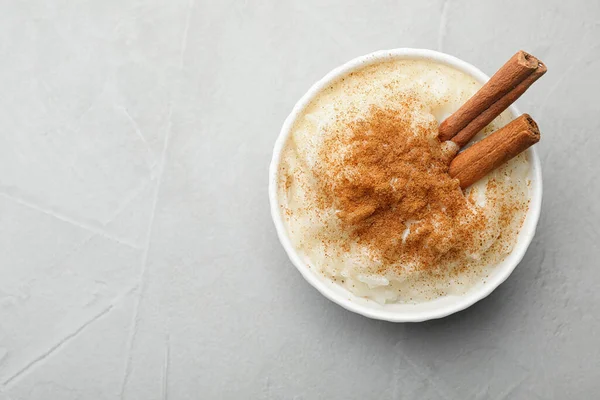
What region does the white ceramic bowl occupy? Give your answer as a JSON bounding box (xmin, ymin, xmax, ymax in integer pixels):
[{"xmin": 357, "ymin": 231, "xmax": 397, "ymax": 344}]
[{"xmin": 269, "ymin": 48, "xmax": 542, "ymax": 322}]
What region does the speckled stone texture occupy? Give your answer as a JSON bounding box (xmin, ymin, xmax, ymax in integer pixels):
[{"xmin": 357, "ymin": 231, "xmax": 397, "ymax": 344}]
[{"xmin": 0, "ymin": 1, "xmax": 599, "ymax": 399}]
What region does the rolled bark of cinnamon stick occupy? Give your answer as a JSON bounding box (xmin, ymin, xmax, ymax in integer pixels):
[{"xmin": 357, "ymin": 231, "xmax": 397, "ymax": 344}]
[
  {"xmin": 439, "ymin": 51, "xmax": 546, "ymax": 146},
  {"xmin": 449, "ymin": 114, "xmax": 540, "ymax": 189}
]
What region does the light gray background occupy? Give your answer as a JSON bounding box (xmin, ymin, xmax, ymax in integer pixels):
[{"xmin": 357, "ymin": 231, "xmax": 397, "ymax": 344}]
[{"xmin": 0, "ymin": 1, "xmax": 598, "ymax": 399}]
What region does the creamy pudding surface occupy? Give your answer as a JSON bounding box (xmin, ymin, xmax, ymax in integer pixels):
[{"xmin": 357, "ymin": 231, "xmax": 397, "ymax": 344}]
[{"xmin": 277, "ymin": 59, "xmax": 532, "ymax": 304}]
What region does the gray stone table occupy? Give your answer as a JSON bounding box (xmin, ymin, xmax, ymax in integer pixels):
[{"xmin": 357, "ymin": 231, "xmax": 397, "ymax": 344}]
[{"xmin": 0, "ymin": 1, "xmax": 599, "ymax": 399}]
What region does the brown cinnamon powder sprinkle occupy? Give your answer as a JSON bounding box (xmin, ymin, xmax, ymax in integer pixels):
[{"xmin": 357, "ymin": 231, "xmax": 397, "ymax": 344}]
[{"xmin": 312, "ymin": 102, "xmax": 489, "ymax": 272}]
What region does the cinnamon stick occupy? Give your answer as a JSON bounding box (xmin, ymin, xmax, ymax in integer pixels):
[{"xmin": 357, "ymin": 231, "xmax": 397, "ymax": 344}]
[
  {"xmin": 449, "ymin": 114, "xmax": 540, "ymax": 189},
  {"xmin": 439, "ymin": 51, "xmax": 546, "ymax": 146}
]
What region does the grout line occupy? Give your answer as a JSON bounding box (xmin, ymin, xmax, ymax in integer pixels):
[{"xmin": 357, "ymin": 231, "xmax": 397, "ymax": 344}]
[
  {"xmin": 161, "ymin": 334, "xmax": 171, "ymax": 400},
  {"xmin": 438, "ymin": 0, "xmax": 451, "ymax": 52},
  {"xmin": 119, "ymin": 0, "xmax": 192, "ymax": 394},
  {"xmin": 119, "ymin": 103, "xmax": 174, "ymax": 399},
  {"xmin": 2, "ymin": 285, "xmax": 138, "ymax": 389},
  {"xmin": 0, "ymin": 191, "xmax": 142, "ymax": 250},
  {"xmin": 119, "ymin": 106, "xmax": 156, "ymax": 162},
  {"xmin": 2, "ymin": 305, "xmax": 114, "ymax": 387},
  {"xmin": 179, "ymin": 0, "xmax": 195, "ymax": 68}
]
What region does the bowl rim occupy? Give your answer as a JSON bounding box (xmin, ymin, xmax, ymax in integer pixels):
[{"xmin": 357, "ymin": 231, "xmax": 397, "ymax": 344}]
[{"xmin": 268, "ymin": 48, "xmax": 543, "ymax": 322}]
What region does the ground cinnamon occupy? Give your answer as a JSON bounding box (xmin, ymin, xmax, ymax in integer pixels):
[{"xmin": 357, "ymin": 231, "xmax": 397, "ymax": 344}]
[{"xmin": 314, "ymin": 104, "xmax": 485, "ymax": 271}]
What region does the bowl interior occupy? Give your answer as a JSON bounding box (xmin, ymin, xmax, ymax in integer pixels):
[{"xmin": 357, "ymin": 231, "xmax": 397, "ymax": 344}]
[{"xmin": 269, "ymin": 48, "xmax": 542, "ymax": 322}]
